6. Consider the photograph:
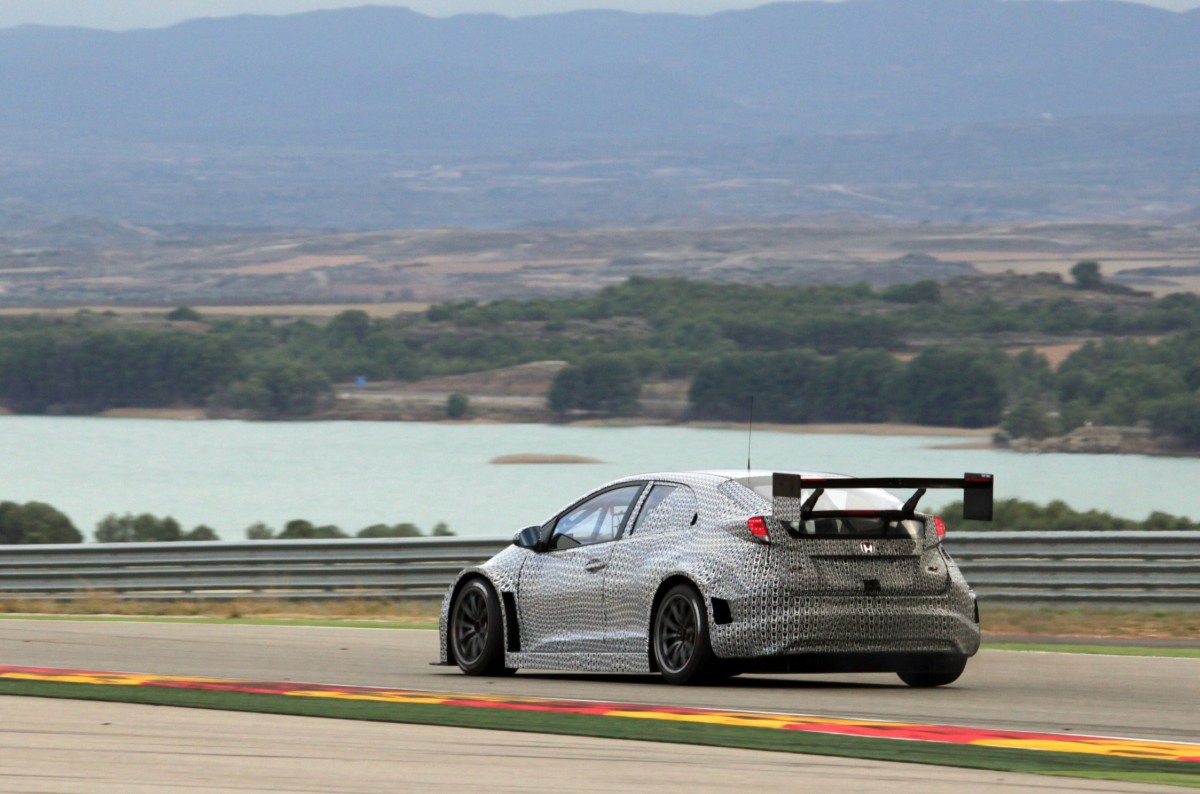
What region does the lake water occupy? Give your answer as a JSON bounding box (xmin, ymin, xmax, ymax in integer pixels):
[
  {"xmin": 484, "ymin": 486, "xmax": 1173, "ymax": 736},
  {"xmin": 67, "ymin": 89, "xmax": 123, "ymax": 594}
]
[{"xmin": 1, "ymin": 416, "xmax": 1196, "ymax": 540}]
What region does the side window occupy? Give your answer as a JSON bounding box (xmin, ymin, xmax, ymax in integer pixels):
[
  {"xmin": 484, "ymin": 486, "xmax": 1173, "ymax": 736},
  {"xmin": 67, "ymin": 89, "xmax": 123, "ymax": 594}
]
[
  {"xmin": 550, "ymin": 484, "xmax": 643, "ymax": 550},
  {"xmin": 631, "ymin": 484, "xmax": 698, "ymax": 536}
]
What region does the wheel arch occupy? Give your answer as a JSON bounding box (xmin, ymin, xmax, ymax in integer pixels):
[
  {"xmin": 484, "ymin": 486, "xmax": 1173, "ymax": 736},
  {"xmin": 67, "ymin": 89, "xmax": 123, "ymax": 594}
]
[
  {"xmin": 445, "ymin": 572, "xmax": 507, "ymax": 667},
  {"xmin": 646, "ymin": 574, "xmax": 704, "ymax": 673}
]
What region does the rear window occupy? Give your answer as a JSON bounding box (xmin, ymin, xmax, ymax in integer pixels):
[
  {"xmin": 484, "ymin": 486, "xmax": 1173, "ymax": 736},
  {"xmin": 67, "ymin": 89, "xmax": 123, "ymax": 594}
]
[
  {"xmin": 725, "ymin": 475, "xmax": 778, "ymax": 502},
  {"xmin": 723, "ymin": 475, "xmax": 904, "ymax": 512}
]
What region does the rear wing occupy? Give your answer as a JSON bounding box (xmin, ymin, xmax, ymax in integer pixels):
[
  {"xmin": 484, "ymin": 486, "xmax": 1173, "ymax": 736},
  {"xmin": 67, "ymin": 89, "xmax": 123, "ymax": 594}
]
[{"xmin": 772, "ymin": 472, "xmax": 994, "ymax": 522}]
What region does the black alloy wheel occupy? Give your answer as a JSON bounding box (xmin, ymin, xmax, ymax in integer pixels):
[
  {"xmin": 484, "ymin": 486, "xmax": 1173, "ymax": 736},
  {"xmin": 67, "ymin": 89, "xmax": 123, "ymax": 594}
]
[
  {"xmin": 652, "ymin": 583, "xmax": 718, "ymax": 685},
  {"xmin": 450, "ymin": 578, "xmax": 514, "ymax": 676}
]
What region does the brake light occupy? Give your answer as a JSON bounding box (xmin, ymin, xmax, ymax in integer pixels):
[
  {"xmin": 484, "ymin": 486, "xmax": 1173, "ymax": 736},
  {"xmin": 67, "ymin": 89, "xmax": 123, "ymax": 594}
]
[
  {"xmin": 933, "ymin": 516, "xmax": 947, "ymax": 538},
  {"xmin": 747, "ymin": 516, "xmax": 770, "ymax": 544}
]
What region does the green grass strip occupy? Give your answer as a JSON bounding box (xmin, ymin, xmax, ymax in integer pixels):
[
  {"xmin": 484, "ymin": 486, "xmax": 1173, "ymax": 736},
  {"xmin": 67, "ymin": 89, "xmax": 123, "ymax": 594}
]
[
  {"xmin": 1044, "ymin": 770, "xmax": 1200, "ymax": 789},
  {"xmin": 0, "ymin": 614, "xmax": 436, "ymax": 630},
  {"xmin": 1, "ymin": 679, "xmax": 1196, "ymax": 788},
  {"xmin": 986, "ymin": 643, "xmax": 1200, "ymax": 659}
]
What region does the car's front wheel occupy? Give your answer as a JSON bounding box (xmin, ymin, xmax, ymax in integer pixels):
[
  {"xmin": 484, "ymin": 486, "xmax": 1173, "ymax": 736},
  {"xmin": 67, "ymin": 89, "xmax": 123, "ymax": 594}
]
[
  {"xmin": 652, "ymin": 583, "xmax": 719, "ymax": 685},
  {"xmin": 896, "ymin": 654, "xmax": 967, "ymax": 687},
  {"xmin": 450, "ymin": 578, "xmax": 515, "ymax": 676}
]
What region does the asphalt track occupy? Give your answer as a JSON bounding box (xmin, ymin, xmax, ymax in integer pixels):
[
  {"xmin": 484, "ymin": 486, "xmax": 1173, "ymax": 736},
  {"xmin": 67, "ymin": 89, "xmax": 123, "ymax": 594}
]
[
  {"xmin": 0, "ymin": 696, "xmax": 1185, "ymax": 794},
  {"xmin": 2, "ymin": 620, "xmax": 1196, "ymax": 742}
]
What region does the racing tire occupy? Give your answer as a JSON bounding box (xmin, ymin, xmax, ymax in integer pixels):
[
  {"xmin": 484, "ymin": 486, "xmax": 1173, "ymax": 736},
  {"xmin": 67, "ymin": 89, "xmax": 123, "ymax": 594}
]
[
  {"xmin": 450, "ymin": 578, "xmax": 516, "ymax": 676},
  {"xmin": 652, "ymin": 583, "xmax": 719, "ymax": 685},
  {"xmin": 896, "ymin": 654, "xmax": 967, "ymax": 688}
]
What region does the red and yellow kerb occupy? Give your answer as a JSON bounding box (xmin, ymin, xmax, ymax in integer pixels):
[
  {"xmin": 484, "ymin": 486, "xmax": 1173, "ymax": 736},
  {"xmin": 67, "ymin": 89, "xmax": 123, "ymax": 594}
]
[{"xmin": 1, "ymin": 665, "xmax": 1196, "ymax": 763}]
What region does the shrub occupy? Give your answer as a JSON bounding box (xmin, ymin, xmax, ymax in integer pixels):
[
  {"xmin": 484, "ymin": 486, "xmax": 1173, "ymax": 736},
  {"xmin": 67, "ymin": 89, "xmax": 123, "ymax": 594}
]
[
  {"xmin": 95, "ymin": 513, "xmax": 183, "ymax": 543},
  {"xmin": 1002, "ymin": 399, "xmax": 1058, "ymax": 440},
  {"xmin": 547, "ymin": 356, "xmax": 641, "ymax": 416},
  {"xmin": 898, "ymin": 347, "xmax": 1004, "ymax": 428},
  {"xmin": 277, "ymin": 519, "xmax": 347, "ymax": 539},
  {"xmin": 446, "ymin": 393, "xmax": 469, "ymax": 419},
  {"xmin": 356, "ymin": 523, "xmax": 422, "ymax": 538},
  {"xmin": 184, "ymin": 525, "xmax": 220, "ymax": 541},
  {"xmin": 881, "ymin": 280, "xmax": 941, "ymax": 304},
  {"xmin": 1070, "ymin": 260, "xmax": 1103, "ymax": 289},
  {"xmin": 0, "ymin": 501, "xmax": 82, "ymax": 544},
  {"xmin": 244, "ymin": 522, "xmax": 275, "ymax": 540},
  {"xmin": 165, "ymin": 306, "xmax": 202, "ymax": 322}
]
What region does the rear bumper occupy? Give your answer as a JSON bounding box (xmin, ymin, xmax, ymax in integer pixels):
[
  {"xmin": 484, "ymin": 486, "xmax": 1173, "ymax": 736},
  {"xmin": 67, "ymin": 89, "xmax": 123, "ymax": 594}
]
[
  {"xmin": 709, "ymin": 588, "xmax": 980, "ymax": 660},
  {"xmin": 732, "ymin": 652, "xmax": 966, "ymax": 675}
]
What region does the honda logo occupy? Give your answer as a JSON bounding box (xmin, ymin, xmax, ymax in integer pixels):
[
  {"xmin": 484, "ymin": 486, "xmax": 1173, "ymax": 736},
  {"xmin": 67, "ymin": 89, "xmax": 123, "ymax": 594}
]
[{"xmin": 859, "ymin": 541, "xmax": 876, "ymax": 554}]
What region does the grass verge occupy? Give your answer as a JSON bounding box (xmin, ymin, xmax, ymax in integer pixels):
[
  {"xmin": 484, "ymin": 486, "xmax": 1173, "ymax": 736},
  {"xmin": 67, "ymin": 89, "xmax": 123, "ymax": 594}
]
[
  {"xmin": 981, "ymin": 606, "xmax": 1200, "ymax": 640},
  {"xmin": 0, "ymin": 678, "xmax": 1195, "ymax": 788},
  {"xmin": 985, "ymin": 643, "xmax": 1200, "ymax": 659},
  {"xmin": 0, "ymin": 613, "xmax": 435, "ymax": 630},
  {"xmin": 0, "ymin": 595, "xmax": 442, "ymax": 624}
]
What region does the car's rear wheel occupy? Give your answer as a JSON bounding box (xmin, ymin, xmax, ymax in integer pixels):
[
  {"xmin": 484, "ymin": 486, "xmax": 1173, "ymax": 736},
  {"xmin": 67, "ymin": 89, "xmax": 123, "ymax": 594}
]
[
  {"xmin": 896, "ymin": 654, "xmax": 967, "ymax": 687},
  {"xmin": 450, "ymin": 578, "xmax": 515, "ymax": 676},
  {"xmin": 653, "ymin": 583, "xmax": 719, "ymax": 685}
]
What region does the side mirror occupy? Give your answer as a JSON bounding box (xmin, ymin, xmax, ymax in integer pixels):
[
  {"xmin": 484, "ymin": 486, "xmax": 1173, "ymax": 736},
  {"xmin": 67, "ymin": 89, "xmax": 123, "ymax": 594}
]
[{"xmin": 512, "ymin": 525, "xmax": 542, "ymax": 551}]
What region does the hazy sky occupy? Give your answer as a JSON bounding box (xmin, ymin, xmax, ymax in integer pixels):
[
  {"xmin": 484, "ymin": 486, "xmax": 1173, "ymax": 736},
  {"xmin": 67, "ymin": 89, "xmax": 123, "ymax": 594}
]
[{"xmin": 1, "ymin": 0, "xmax": 1197, "ymax": 31}]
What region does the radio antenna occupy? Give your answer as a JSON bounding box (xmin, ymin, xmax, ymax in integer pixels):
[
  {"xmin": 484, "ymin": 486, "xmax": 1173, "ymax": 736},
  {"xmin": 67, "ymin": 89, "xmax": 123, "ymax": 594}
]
[{"xmin": 746, "ymin": 395, "xmax": 755, "ymax": 472}]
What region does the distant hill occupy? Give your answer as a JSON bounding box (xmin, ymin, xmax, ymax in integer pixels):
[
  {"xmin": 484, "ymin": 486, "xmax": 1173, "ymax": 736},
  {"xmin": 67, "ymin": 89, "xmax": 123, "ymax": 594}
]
[
  {"xmin": 1, "ymin": 1, "xmax": 1198, "ymax": 146},
  {"xmin": 1, "ymin": 1, "xmax": 1199, "ymax": 230}
]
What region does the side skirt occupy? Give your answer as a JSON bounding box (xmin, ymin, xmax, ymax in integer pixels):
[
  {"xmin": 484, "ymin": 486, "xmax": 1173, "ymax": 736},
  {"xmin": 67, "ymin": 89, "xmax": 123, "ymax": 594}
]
[{"xmin": 505, "ymin": 651, "xmax": 651, "ymax": 674}]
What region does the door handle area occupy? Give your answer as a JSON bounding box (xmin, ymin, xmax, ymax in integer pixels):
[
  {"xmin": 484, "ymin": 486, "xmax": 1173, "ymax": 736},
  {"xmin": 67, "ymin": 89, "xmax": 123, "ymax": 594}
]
[{"xmin": 584, "ymin": 560, "xmax": 607, "ymax": 573}]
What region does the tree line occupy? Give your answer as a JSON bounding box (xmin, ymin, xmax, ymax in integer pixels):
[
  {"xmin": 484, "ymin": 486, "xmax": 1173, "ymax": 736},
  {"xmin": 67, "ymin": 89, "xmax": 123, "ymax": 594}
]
[
  {"xmin": 1009, "ymin": 332, "xmax": 1200, "ymax": 446},
  {"xmin": 685, "ymin": 346, "xmax": 1004, "ymax": 427},
  {"xmin": 1, "ymin": 270, "xmax": 1199, "ymax": 441},
  {"xmin": 4, "ymin": 496, "xmax": 1193, "ymax": 544},
  {"xmin": 545, "ymin": 328, "xmax": 1198, "ymax": 443},
  {"xmin": 939, "ymin": 498, "xmax": 1200, "ymax": 533},
  {"xmin": 0, "ymin": 501, "xmax": 453, "ymax": 544}
]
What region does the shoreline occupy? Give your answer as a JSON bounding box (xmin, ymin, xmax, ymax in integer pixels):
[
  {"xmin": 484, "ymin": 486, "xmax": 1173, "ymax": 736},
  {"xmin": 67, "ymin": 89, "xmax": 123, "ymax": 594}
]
[
  {"xmin": 6, "ymin": 409, "xmax": 1196, "ymax": 457},
  {"xmin": 24, "ymin": 407, "xmax": 999, "ymax": 439}
]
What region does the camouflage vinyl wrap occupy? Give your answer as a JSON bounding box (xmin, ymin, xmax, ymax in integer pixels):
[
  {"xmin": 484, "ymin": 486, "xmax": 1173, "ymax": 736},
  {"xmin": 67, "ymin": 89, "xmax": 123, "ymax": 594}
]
[{"xmin": 440, "ymin": 471, "xmax": 980, "ymax": 672}]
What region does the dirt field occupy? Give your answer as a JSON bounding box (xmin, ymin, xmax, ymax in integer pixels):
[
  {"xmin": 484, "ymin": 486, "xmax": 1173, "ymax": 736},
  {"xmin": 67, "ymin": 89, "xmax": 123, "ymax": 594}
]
[
  {"xmin": 0, "ymin": 302, "xmax": 430, "ymax": 318},
  {"xmin": 3, "ymin": 218, "xmax": 1197, "ymax": 308},
  {"xmin": 943, "ymin": 250, "xmax": 1200, "ymax": 296},
  {"xmin": 97, "ymin": 408, "xmax": 209, "ymax": 420},
  {"xmin": 490, "ymin": 454, "xmax": 603, "ymax": 464},
  {"xmin": 216, "ymin": 254, "xmax": 369, "ymax": 275}
]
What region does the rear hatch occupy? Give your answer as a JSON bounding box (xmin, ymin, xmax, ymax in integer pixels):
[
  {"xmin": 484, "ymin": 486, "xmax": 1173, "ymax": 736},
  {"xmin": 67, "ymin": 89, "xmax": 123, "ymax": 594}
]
[{"xmin": 720, "ymin": 474, "xmax": 950, "ymax": 597}]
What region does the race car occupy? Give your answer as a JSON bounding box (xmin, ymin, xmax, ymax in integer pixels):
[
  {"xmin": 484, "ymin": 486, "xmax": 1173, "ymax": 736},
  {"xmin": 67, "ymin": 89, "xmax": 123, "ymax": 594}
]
[{"xmin": 439, "ymin": 469, "xmax": 991, "ymax": 686}]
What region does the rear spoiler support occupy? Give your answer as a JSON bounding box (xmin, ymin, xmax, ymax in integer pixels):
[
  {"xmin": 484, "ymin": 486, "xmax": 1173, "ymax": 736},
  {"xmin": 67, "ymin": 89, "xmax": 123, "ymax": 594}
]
[{"xmin": 772, "ymin": 473, "xmax": 994, "ymax": 522}]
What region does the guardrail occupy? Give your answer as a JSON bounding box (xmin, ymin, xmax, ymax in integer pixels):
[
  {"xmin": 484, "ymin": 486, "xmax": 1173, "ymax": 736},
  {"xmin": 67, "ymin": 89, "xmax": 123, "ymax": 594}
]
[
  {"xmin": 0, "ymin": 537, "xmax": 506, "ymax": 603},
  {"xmin": 0, "ymin": 532, "xmax": 1197, "ymax": 605},
  {"xmin": 948, "ymin": 531, "xmax": 1200, "ymax": 604}
]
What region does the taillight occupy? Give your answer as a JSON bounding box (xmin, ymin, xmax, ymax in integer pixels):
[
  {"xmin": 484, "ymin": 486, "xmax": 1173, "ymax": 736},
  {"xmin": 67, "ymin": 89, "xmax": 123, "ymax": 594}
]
[
  {"xmin": 747, "ymin": 516, "xmax": 770, "ymax": 544},
  {"xmin": 933, "ymin": 516, "xmax": 947, "ymax": 538}
]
